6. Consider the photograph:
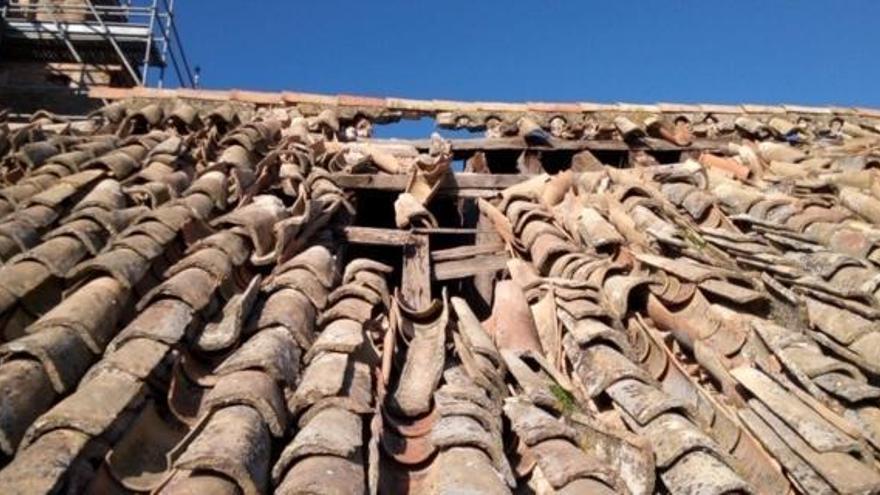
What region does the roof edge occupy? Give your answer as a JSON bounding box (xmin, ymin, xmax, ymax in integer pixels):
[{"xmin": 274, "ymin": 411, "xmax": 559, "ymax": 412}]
[{"xmin": 88, "ymin": 86, "xmax": 880, "ymax": 120}]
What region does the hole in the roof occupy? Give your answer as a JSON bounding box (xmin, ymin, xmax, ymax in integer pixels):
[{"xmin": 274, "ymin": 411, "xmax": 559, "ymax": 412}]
[
  {"xmin": 649, "ymin": 150, "xmax": 683, "ymax": 165},
  {"xmin": 592, "ymin": 150, "xmax": 628, "ymax": 168},
  {"xmin": 541, "ymin": 150, "xmax": 576, "ymax": 174},
  {"xmin": 366, "ymin": 117, "xmax": 481, "ymax": 141},
  {"xmin": 434, "ymin": 126, "xmax": 477, "ymax": 139},
  {"xmin": 353, "ymin": 190, "xmax": 398, "ymax": 228},
  {"xmin": 371, "ymin": 117, "xmax": 435, "ymax": 139},
  {"xmin": 484, "ymin": 150, "xmax": 522, "ymax": 174},
  {"xmin": 428, "ymin": 195, "xmax": 466, "ymax": 231}
]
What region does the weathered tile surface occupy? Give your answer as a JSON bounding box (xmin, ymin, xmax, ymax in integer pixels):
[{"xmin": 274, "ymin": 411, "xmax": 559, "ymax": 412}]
[{"xmin": 2, "ymin": 94, "xmax": 880, "ymax": 494}]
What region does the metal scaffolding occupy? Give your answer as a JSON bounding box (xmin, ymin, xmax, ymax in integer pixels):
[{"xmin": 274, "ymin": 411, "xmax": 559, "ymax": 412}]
[{"xmin": 0, "ymin": 0, "xmax": 196, "ymax": 90}]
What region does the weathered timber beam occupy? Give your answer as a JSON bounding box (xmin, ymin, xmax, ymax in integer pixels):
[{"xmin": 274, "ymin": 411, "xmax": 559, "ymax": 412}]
[
  {"xmin": 445, "ymin": 189, "xmax": 501, "ymax": 198},
  {"xmin": 342, "ymin": 226, "xmax": 415, "ymax": 246},
  {"xmin": 434, "ymin": 254, "xmax": 509, "ymax": 281},
  {"xmin": 341, "ymin": 226, "xmax": 494, "ymax": 245},
  {"xmin": 412, "ymin": 227, "xmax": 486, "ymax": 235},
  {"xmin": 362, "ymin": 136, "xmax": 728, "ymax": 153},
  {"xmin": 431, "ymin": 242, "xmax": 506, "ymax": 262},
  {"xmin": 474, "ymin": 209, "xmax": 501, "ymax": 308},
  {"xmin": 402, "ymin": 233, "xmax": 431, "ymax": 309},
  {"xmin": 331, "ymin": 172, "xmax": 529, "ymax": 193}
]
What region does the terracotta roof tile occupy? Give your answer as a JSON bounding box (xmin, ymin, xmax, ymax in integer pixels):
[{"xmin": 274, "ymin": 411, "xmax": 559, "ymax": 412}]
[
  {"xmin": 1, "ymin": 93, "xmax": 880, "ymax": 493},
  {"xmin": 88, "ymin": 86, "xmax": 880, "ymax": 126}
]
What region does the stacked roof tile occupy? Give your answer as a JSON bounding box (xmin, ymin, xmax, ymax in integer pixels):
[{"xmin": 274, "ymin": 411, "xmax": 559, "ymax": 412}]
[{"xmin": 1, "ymin": 90, "xmax": 880, "ymax": 494}]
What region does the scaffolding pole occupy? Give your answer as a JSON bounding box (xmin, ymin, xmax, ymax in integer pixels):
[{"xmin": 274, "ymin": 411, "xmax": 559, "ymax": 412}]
[
  {"xmin": 141, "ymin": 0, "xmax": 157, "ymax": 85},
  {"xmin": 84, "ymin": 0, "xmax": 142, "ymax": 85}
]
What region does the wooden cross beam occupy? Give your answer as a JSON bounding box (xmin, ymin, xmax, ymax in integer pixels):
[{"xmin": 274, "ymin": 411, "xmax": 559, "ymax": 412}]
[
  {"xmin": 342, "ymin": 226, "xmax": 416, "ymax": 246},
  {"xmin": 402, "ymin": 233, "xmax": 431, "ymax": 310},
  {"xmin": 341, "ymin": 226, "xmax": 432, "ymax": 309},
  {"xmin": 361, "ymin": 136, "xmax": 729, "ymax": 154},
  {"xmin": 331, "ymin": 172, "xmax": 529, "ymax": 197}
]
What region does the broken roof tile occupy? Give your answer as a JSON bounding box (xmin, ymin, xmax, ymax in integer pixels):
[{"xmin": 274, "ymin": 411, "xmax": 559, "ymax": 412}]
[{"xmin": 1, "ymin": 93, "xmax": 880, "ymax": 493}]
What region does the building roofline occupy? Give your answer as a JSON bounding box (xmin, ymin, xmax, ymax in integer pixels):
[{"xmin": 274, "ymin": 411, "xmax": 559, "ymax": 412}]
[{"xmin": 89, "ymin": 85, "xmax": 880, "ymax": 119}]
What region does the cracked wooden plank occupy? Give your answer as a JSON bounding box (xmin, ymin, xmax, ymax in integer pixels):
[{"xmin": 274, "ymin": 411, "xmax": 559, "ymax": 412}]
[
  {"xmin": 431, "ymin": 243, "xmax": 505, "ymax": 262},
  {"xmin": 331, "ymin": 172, "xmax": 529, "ymax": 193},
  {"xmin": 434, "ymin": 254, "xmax": 509, "ymax": 281},
  {"xmin": 342, "ymin": 226, "xmax": 415, "ymax": 246},
  {"xmin": 402, "ymin": 233, "xmax": 431, "ymax": 309}
]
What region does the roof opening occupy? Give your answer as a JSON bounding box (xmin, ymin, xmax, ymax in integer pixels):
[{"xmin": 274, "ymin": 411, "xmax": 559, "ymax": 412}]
[{"xmin": 371, "ymin": 117, "xmax": 435, "ymax": 139}]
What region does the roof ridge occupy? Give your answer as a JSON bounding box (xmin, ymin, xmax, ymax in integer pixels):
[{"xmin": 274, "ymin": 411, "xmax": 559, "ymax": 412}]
[{"xmin": 89, "ymin": 85, "xmax": 880, "ymax": 118}]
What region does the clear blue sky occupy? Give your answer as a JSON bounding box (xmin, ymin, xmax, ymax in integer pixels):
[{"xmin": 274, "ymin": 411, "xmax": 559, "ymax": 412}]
[{"xmin": 170, "ymin": 1, "xmax": 879, "ymax": 108}]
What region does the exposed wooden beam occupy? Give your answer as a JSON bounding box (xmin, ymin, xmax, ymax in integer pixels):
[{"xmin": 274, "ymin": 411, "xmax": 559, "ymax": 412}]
[
  {"xmin": 363, "ymin": 136, "xmax": 728, "ymax": 154},
  {"xmin": 434, "ymin": 254, "xmax": 509, "ymax": 281},
  {"xmin": 341, "ymin": 226, "xmax": 495, "ymax": 246},
  {"xmin": 342, "ymin": 226, "xmax": 415, "ymax": 246},
  {"xmin": 402, "ymin": 233, "xmax": 431, "ymax": 309},
  {"xmin": 431, "ymin": 242, "xmax": 505, "ymax": 262},
  {"xmin": 473, "ymin": 210, "xmax": 501, "ymax": 309},
  {"xmin": 412, "ymin": 227, "xmax": 486, "ymax": 235},
  {"xmin": 332, "ymin": 172, "xmax": 529, "ymax": 193},
  {"xmin": 446, "ymin": 189, "xmax": 500, "ymax": 198}
]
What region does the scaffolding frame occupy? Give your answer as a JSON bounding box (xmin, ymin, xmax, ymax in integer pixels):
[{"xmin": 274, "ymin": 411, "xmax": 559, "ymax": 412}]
[{"xmin": 0, "ymin": 0, "xmax": 195, "ymax": 90}]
